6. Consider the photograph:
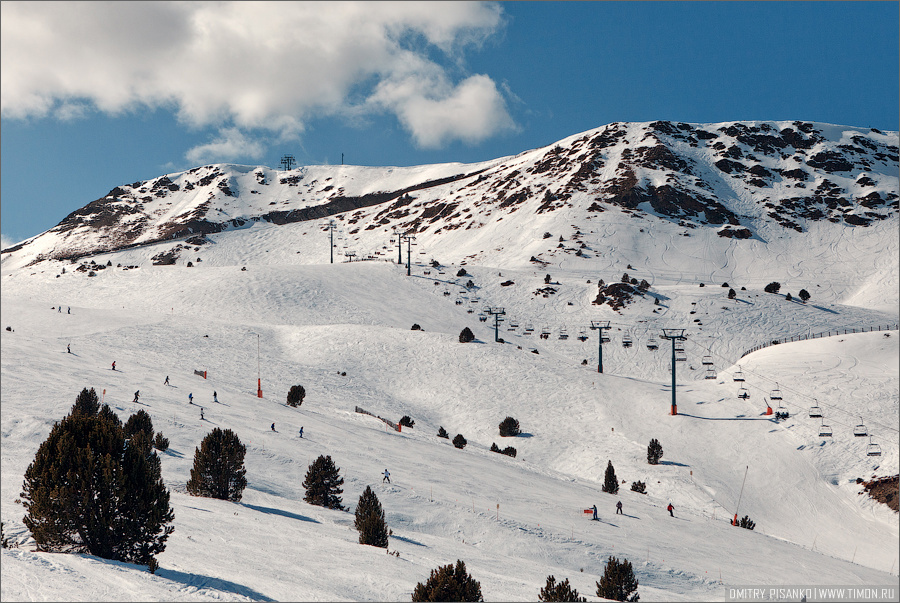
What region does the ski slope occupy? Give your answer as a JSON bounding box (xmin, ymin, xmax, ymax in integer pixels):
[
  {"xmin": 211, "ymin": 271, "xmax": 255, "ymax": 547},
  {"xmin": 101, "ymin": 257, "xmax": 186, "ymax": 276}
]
[{"xmin": 2, "ymin": 234, "xmax": 898, "ymax": 600}]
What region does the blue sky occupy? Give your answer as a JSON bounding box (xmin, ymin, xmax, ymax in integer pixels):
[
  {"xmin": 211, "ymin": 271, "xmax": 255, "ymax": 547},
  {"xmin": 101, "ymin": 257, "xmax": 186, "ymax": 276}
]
[{"xmin": 2, "ymin": 1, "xmax": 898, "ymax": 246}]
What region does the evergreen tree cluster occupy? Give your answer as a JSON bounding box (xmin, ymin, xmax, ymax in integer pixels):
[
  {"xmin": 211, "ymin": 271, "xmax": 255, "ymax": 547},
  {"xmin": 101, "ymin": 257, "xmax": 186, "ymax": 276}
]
[
  {"xmin": 764, "ymin": 281, "xmax": 781, "ymax": 294},
  {"xmin": 490, "ymin": 443, "xmax": 517, "ymax": 457},
  {"xmin": 539, "ymin": 575, "xmax": 587, "ymax": 602},
  {"xmin": 647, "ymin": 439, "xmax": 663, "ymax": 465},
  {"xmin": 412, "ymin": 559, "xmax": 483, "ymax": 602},
  {"xmin": 303, "ymin": 455, "xmax": 345, "ymax": 509},
  {"xmin": 459, "ymin": 327, "xmax": 475, "ymax": 343},
  {"xmin": 630, "ymin": 481, "xmax": 646, "ymax": 494},
  {"xmin": 498, "ymin": 416, "xmax": 521, "ymax": 437},
  {"xmin": 452, "ymin": 434, "xmax": 467, "ymax": 449},
  {"xmin": 355, "ymin": 486, "xmax": 389, "ymax": 548},
  {"xmin": 186, "ymin": 428, "xmax": 248, "ymax": 502},
  {"xmin": 437, "ymin": 426, "xmax": 449, "ymax": 439},
  {"xmin": 20, "ymin": 388, "xmax": 174, "ymax": 566},
  {"xmin": 596, "ymin": 556, "xmax": 640, "ymax": 601},
  {"xmin": 735, "ymin": 515, "xmax": 756, "ymax": 530},
  {"xmin": 399, "ymin": 415, "xmax": 415, "ymax": 428}
]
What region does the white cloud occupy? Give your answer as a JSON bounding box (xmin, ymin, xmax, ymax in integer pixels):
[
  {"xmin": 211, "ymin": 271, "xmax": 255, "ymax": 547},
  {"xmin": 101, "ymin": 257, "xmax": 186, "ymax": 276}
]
[
  {"xmin": 185, "ymin": 128, "xmax": 266, "ymax": 165},
  {"xmin": 1, "ymin": 1, "xmax": 514, "ymax": 150},
  {"xmin": 1, "ymin": 233, "xmax": 21, "ymax": 251}
]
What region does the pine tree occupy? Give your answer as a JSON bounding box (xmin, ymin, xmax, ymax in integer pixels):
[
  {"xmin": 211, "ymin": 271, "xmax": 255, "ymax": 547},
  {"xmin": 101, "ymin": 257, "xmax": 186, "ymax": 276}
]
[
  {"xmin": 437, "ymin": 426, "xmax": 449, "ymax": 439},
  {"xmin": 798, "ymin": 289, "xmax": 810, "ymax": 302},
  {"xmin": 71, "ymin": 387, "xmax": 100, "ymax": 416},
  {"xmin": 453, "ymin": 434, "xmax": 467, "ymax": 449},
  {"xmin": 728, "ymin": 288, "xmax": 737, "ymax": 299},
  {"xmin": 459, "ymin": 327, "xmax": 475, "ymax": 343},
  {"xmin": 20, "ymin": 400, "xmax": 173, "ymax": 565},
  {"xmin": 355, "ymin": 486, "xmax": 389, "ymax": 548},
  {"xmin": 647, "ymin": 439, "xmax": 663, "ymax": 465},
  {"xmin": 764, "ymin": 281, "xmax": 781, "ymax": 294},
  {"xmin": 303, "ymin": 455, "xmax": 344, "ymax": 510},
  {"xmin": 186, "ymin": 428, "xmax": 247, "ymax": 502},
  {"xmin": 490, "ymin": 443, "xmax": 501, "ymax": 453},
  {"xmin": 539, "ymin": 575, "xmax": 587, "ymax": 602},
  {"xmin": 596, "ymin": 556, "xmax": 640, "ymax": 602},
  {"xmin": 630, "ymin": 481, "xmax": 646, "ymax": 494},
  {"xmin": 501, "ymin": 447, "xmax": 517, "ymax": 458},
  {"xmin": 124, "ymin": 409, "xmax": 154, "ymax": 441},
  {"xmin": 602, "ymin": 460, "xmax": 619, "ymax": 494},
  {"xmin": 286, "ymin": 384, "xmax": 306, "ymax": 407},
  {"xmin": 153, "ymin": 432, "xmax": 170, "ymax": 452},
  {"xmin": 412, "ymin": 559, "xmax": 484, "ymax": 602},
  {"xmin": 399, "ymin": 415, "xmax": 415, "ymax": 428},
  {"xmin": 499, "ymin": 416, "xmax": 521, "ymax": 437},
  {"xmin": 736, "ymin": 515, "xmax": 756, "ymax": 530}
]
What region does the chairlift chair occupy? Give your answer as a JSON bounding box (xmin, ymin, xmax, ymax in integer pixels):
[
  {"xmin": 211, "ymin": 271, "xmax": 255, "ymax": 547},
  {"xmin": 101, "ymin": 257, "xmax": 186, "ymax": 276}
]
[
  {"xmin": 737, "ymin": 387, "xmax": 750, "ymax": 399},
  {"xmin": 808, "ymin": 400, "xmax": 823, "ymax": 418},
  {"xmin": 443, "ymin": 290, "xmax": 451, "ymax": 296},
  {"xmin": 733, "ymin": 367, "xmax": 745, "ymax": 382},
  {"xmin": 467, "ymin": 308, "xmax": 474, "ymax": 314},
  {"xmin": 853, "ymin": 418, "xmax": 868, "ymax": 437},
  {"xmin": 510, "ymin": 320, "xmax": 519, "ymax": 329},
  {"xmin": 577, "ymin": 330, "xmax": 589, "ymax": 342},
  {"xmin": 558, "ymin": 328, "xmax": 569, "ymax": 341},
  {"xmin": 601, "ymin": 334, "xmax": 611, "ymax": 343},
  {"xmin": 704, "ymin": 368, "xmax": 717, "ymax": 380},
  {"xmin": 524, "ymin": 324, "xmax": 534, "ymax": 333},
  {"xmin": 675, "ymin": 352, "xmax": 687, "ymax": 362},
  {"xmin": 769, "ymin": 384, "xmax": 783, "ymax": 401},
  {"xmin": 818, "ymin": 420, "xmax": 832, "ymax": 438},
  {"xmin": 424, "ymin": 270, "xmax": 431, "ymax": 275},
  {"xmin": 702, "ymin": 355, "xmax": 714, "ymax": 366},
  {"xmin": 478, "ymin": 313, "xmax": 488, "ymax": 323},
  {"xmin": 647, "ymin": 337, "xmax": 659, "ymax": 350},
  {"xmin": 866, "ymin": 436, "xmax": 882, "ymax": 457},
  {"xmin": 540, "ymin": 327, "xmax": 551, "ymax": 340},
  {"xmin": 674, "ymin": 344, "xmax": 685, "ymax": 353},
  {"xmin": 622, "ymin": 335, "xmax": 633, "ymax": 348}
]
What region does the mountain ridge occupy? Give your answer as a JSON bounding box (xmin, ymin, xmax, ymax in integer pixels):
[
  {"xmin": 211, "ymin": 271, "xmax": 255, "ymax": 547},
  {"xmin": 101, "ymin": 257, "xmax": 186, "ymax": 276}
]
[{"xmin": 3, "ymin": 120, "xmax": 897, "ymax": 270}]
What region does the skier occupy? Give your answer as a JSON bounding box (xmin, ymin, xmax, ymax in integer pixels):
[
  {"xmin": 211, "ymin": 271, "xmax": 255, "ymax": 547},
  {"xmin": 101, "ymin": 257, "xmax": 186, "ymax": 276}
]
[
  {"xmin": 111, "ymin": 361, "xmax": 116, "ymax": 371},
  {"xmin": 213, "ymin": 391, "xmax": 218, "ymax": 403},
  {"xmin": 592, "ymin": 504, "xmax": 598, "ymax": 521},
  {"xmin": 200, "ymin": 408, "xmax": 204, "ymax": 420},
  {"xmin": 271, "ymin": 423, "xmax": 276, "ymax": 432},
  {"xmin": 67, "ymin": 307, "xmax": 71, "ymax": 314},
  {"xmin": 58, "ymin": 306, "xmax": 61, "ymax": 313},
  {"xmin": 383, "ymin": 469, "xmax": 391, "ymax": 484},
  {"xmin": 188, "ymin": 393, "xmax": 193, "ymax": 404},
  {"xmin": 67, "ymin": 344, "xmax": 71, "ymax": 354},
  {"xmin": 616, "ymin": 501, "xmax": 623, "ymax": 515},
  {"xmin": 133, "ymin": 390, "xmax": 140, "ymax": 403},
  {"xmin": 164, "ymin": 375, "xmax": 169, "ymax": 386},
  {"xmin": 299, "ymin": 426, "xmax": 303, "ymax": 438},
  {"xmin": 667, "ymin": 503, "xmax": 674, "ymax": 517}
]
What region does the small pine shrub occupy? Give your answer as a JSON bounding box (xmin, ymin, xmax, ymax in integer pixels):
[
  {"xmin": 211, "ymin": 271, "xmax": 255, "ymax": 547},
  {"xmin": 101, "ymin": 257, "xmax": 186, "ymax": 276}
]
[
  {"xmin": 602, "ymin": 460, "xmax": 619, "ymax": 494},
  {"xmin": 501, "ymin": 447, "xmax": 517, "ymax": 458},
  {"xmin": 411, "ymin": 324, "xmax": 422, "ymax": 331},
  {"xmin": 539, "ymin": 575, "xmax": 587, "ymax": 602},
  {"xmin": 490, "ymin": 443, "xmax": 501, "ymax": 453},
  {"xmin": 647, "ymin": 439, "xmax": 663, "ymax": 465},
  {"xmin": 785, "ymin": 292, "xmax": 792, "ymax": 301},
  {"xmin": 459, "ymin": 327, "xmax": 475, "ymax": 343},
  {"xmin": 764, "ymin": 281, "xmax": 781, "ymax": 294},
  {"xmin": 499, "ymin": 416, "xmax": 521, "ymax": 437},
  {"xmin": 621, "ymin": 272, "xmax": 630, "ymax": 283},
  {"xmin": 452, "ymin": 434, "xmax": 467, "ymax": 449},
  {"xmin": 1, "ymin": 521, "xmax": 9, "ymax": 549},
  {"xmin": 412, "ymin": 559, "xmax": 483, "ymax": 602},
  {"xmin": 457, "ymin": 268, "xmax": 468, "ymax": 277},
  {"xmin": 638, "ymin": 279, "xmax": 650, "ymax": 291},
  {"xmin": 153, "ymin": 432, "xmax": 170, "ymax": 452},
  {"xmin": 148, "ymin": 557, "xmax": 159, "ymax": 573},
  {"xmin": 630, "ymin": 481, "xmax": 646, "ymax": 494},
  {"xmin": 545, "ymin": 274, "xmax": 552, "ymax": 284},
  {"xmin": 399, "ymin": 415, "xmax": 415, "ymax": 429},
  {"xmin": 286, "ymin": 384, "xmax": 306, "ymax": 407},
  {"xmin": 124, "ymin": 409, "xmax": 154, "ymax": 441},
  {"xmin": 728, "ymin": 288, "xmax": 736, "ymax": 299},
  {"xmin": 186, "ymin": 428, "xmax": 247, "ymax": 501},
  {"xmin": 437, "ymin": 426, "xmax": 449, "ymax": 439},
  {"xmin": 355, "ymin": 486, "xmax": 389, "ymax": 548},
  {"xmin": 302, "ymin": 455, "xmax": 344, "ymax": 510},
  {"xmin": 596, "ymin": 556, "xmax": 640, "ymax": 601},
  {"xmin": 798, "ymin": 289, "xmax": 810, "ymax": 302},
  {"xmin": 736, "ymin": 515, "xmax": 756, "ymax": 530}
]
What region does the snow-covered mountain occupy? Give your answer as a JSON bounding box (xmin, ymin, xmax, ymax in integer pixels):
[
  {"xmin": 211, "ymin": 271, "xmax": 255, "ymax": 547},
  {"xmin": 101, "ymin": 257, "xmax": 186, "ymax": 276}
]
[{"xmin": 1, "ymin": 121, "xmax": 898, "ymax": 601}]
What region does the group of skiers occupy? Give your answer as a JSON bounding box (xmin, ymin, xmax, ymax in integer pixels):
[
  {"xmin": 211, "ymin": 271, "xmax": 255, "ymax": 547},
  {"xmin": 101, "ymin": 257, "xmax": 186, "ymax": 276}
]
[{"xmin": 591, "ymin": 501, "xmax": 674, "ymax": 520}]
